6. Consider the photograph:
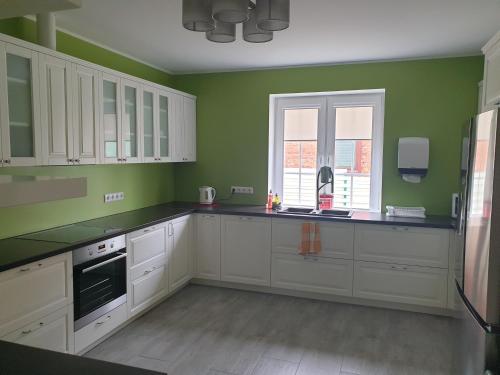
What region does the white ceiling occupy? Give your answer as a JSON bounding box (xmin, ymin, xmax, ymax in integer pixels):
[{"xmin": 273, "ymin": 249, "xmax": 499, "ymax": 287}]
[{"xmin": 54, "ymin": 0, "xmax": 500, "ymax": 74}]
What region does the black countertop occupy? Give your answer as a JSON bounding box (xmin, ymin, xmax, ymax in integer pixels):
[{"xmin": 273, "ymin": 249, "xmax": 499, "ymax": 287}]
[
  {"xmin": 0, "ymin": 202, "xmax": 455, "ymax": 272},
  {"xmin": 0, "ymin": 340, "xmax": 166, "ymax": 375}
]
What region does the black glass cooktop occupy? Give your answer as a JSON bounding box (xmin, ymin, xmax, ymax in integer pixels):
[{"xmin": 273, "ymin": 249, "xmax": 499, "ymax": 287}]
[{"xmin": 19, "ymin": 224, "xmax": 120, "ymax": 244}]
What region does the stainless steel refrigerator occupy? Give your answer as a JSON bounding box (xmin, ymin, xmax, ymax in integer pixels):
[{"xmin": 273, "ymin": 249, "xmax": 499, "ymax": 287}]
[{"xmin": 453, "ymin": 109, "xmax": 500, "ymax": 375}]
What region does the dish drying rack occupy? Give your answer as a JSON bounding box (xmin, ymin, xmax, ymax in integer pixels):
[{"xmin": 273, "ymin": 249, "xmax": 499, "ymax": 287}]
[{"xmin": 386, "ymin": 205, "xmax": 426, "ymax": 218}]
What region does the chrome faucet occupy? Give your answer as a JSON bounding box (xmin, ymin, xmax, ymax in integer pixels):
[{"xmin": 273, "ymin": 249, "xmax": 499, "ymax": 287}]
[{"xmin": 316, "ymin": 166, "xmax": 334, "ymax": 210}]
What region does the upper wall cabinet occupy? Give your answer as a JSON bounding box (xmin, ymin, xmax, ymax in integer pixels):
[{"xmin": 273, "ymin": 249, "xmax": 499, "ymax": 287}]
[
  {"xmin": 173, "ymin": 95, "xmax": 196, "ymax": 162},
  {"xmin": 39, "ymin": 54, "xmax": 73, "ymax": 165},
  {"xmin": 0, "ymin": 34, "xmax": 196, "ymax": 167},
  {"xmin": 0, "ymin": 42, "xmax": 42, "ymax": 167},
  {"xmin": 483, "ymin": 31, "xmax": 500, "ymax": 109}
]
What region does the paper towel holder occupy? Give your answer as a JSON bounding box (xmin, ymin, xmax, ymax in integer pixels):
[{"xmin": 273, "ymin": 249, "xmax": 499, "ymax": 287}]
[{"xmin": 398, "ymin": 137, "xmax": 429, "ymax": 183}]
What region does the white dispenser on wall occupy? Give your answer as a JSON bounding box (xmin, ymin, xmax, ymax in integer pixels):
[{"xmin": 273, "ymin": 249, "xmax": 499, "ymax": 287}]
[{"xmin": 398, "ymin": 137, "xmax": 429, "ymax": 183}]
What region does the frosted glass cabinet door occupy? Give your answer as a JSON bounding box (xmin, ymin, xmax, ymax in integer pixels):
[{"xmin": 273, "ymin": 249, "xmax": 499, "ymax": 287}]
[
  {"xmin": 158, "ymin": 91, "xmax": 171, "ymax": 162},
  {"xmin": 72, "ymin": 64, "xmax": 100, "ymax": 164},
  {"xmin": 121, "ymin": 79, "xmax": 140, "ymax": 163},
  {"xmin": 0, "ymin": 43, "xmax": 42, "ymax": 166},
  {"xmin": 100, "ymin": 73, "xmax": 121, "ymax": 163},
  {"xmin": 142, "ymin": 86, "xmax": 158, "ymax": 163},
  {"xmin": 39, "ymin": 54, "xmax": 73, "ymax": 165}
]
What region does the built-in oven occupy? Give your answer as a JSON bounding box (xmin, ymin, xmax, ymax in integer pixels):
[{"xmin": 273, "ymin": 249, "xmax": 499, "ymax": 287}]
[{"xmin": 73, "ymin": 235, "xmax": 127, "ymax": 331}]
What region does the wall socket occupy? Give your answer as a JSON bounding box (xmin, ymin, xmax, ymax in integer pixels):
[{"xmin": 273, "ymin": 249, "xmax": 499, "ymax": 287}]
[
  {"xmin": 104, "ymin": 192, "xmax": 124, "ymax": 203},
  {"xmin": 231, "ymin": 186, "xmax": 254, "ymax": 195}
]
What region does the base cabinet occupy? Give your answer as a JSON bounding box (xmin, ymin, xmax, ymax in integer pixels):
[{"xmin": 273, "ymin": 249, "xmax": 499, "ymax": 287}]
[
  {"xmin": 74, "ymin": 303, "xmax": 127, "ymax": 354},
  {"xmin": 221, "ymin": 216, "xmax": 271, "ymax": 287},
  {"xmin": 353, "ymin": 261, "xmax": 448, "ymax": 308},
  {"xmin": 195, "ymin": 214, "xmax": 221, "ymax": 280},
  {"xmin": 1, "ymin": 305, "xmax": 74, "ymax": 354},
  {"xmin": 271, "ymin": 253, "xmax": 353, "ymax": 296},
  {"xmin": 169, "ymin": 215, "xmax": 193, "ymax": 292}
]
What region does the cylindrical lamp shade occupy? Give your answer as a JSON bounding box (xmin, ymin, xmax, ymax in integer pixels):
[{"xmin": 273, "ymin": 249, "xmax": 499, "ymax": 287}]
[
  {"xmin": 256, "ymin": 0, "xmax": 290, "ymax": 31},
  {"xmin": 206, "ymin": 21, "xmax": 236, "ymax": 42},
  {"xmin": 183, "ymin": 0, "xmax": 215, "ymax": 32},
  {"xmin": 243, "ymin": 9, "xmax": 273, "ymax": 43},
  {"xmin": 212, "ymin": 0, "xmax": 249, "ymax": 24}
]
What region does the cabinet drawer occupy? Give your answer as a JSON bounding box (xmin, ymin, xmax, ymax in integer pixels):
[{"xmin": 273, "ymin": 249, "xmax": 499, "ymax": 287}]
[
  {"xmin": 0, "ymin": 252, "xmax": 72, "ymax": 336},
  {"xmin": 272, "ymin": 219, "xmax": 354, "ymax": 259},
  {"xmin": 271, "ymin": 253, "xmax": 353, "ymax": 296},
  {"xmin": 353, "ymin": 261, "xmax": 448, "ymax": 308},
  {"xmin": 127, "ymin": 224, "xmax": 167, "ymax": 267},
  {"xmin": 130, "ymin": 254, "xmax": 168, "ymax": 281},
  {"xmin": 129, "ymin": 262, "xmax": 168, "ymax": 317},
  {"xmin": 75, "ymin": 303, "xmax": 127, "ymax": 354},
  {"xmin": 354, "ymin": 224, "xmax": 449, "ymax": 268},
  {"xmin": 2, "ymin": 305, "xmax": 74, "ymax": 354}
]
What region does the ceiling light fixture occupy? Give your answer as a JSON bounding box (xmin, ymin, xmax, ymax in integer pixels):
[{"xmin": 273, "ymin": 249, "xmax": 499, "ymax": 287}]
[{"xmin": 182, "ymin": 0, "xmax": 290, "ymax": 44}]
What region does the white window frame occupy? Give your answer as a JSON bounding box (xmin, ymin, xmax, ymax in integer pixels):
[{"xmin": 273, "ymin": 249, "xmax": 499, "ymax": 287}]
[{"xmin": 268, "ymin": 89, "xmax": 385, "ymax": 212}]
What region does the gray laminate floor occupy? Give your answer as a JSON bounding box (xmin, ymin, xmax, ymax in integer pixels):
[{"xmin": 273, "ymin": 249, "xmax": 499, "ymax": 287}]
[{"xmin": 85, "ymin": 285, "xmax": 454, "ymax": 375}]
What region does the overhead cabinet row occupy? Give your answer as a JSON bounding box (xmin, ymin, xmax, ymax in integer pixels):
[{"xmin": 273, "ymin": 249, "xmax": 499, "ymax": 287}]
[{"xmin": 0, "ymin": 39, "xmax": 196, "ymax": 167}]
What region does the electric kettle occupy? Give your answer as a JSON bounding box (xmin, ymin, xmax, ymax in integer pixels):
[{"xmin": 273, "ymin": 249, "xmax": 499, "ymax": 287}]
[{"xmin": 199, "ymin": 186, "xmax": 216, "ymax": 205}]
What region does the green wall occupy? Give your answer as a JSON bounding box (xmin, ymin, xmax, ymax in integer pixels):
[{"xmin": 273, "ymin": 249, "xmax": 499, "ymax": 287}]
[
  {"xmin": 0, "ymin": 18, "xmax": 175, "ymax": 239},
  {"xmin": 173, "ymin": 57, "xmax": 483, "ymax": 215}
]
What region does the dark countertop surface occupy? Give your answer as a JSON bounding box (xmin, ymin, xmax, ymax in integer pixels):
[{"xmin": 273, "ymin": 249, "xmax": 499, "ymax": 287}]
[
  {"xmin": 0, "ymin": 202, "xmax": 455, "ymax": 272},
  {"xmin": 0, "ymin": 340, "xmax": 166, "ymax": 375}
]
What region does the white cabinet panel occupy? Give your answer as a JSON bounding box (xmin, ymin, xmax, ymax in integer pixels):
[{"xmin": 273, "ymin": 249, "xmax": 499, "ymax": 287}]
[
  {"xmin": 353, "ymin": 261, "xmax": 448, "ymax": 308},
  {"xmin": 169, "ymin": 215, "xmax": 193, "ymax": 291},
  {"xmin": 72, "ymin": 64, "xmax": 100, "ymax": 164},
  {"xmin": 0, "ymin": 252, "xmax": 72, "ymax": 337},
  {"xmin": 2, "ymin": 305, "xmax": 74, "ymax": 354},
  {"xmin": 127, "ymin": 224, "xmax": 168, "ymax": 268},
  {"xmin": 271, "ymin": 253, "xmax": 353, "ymax": 296},
  {"xmin": 0, "ymin": 43, "xmax": 42, "ymax": 167},
  {"xmin": 195, "ymin": 214, "xmax": 221, "ymax": 280},
  {"xmin": 221, "ymin": 215, "xmax": 271, "ymax": 287},
  {"xmin": 100, "ymin": 73, "xmax": 121, "ymax": 164},
  {"xmin": 39, "ymin": 54, "xmax": 73, "ymax": 165},
  {"xmin": 272, "ymin": 218, "xmax": 354, "ymax": 259},
  {"xmin": 74, "ymin": 303, "xmax": 127, "ymax": 354},
  {"xmin": 483, "ymin": 37, "xmax": 500, "ymax": 108},
  {"xmin": 157, "ymin": 89, "xmax": 173, "ymax": 162},
  {"xmin": 120, "ymin": 79, "xmax": 141, "ymax": 163},
  {"xmin": 129, "ymin": 257, "xmax": 168, "ymax": 317},
  {"xmin": 354, "ymin": 224, "xmax": 450, "ymax": 268},
  {"xmin": 183, "ymin": 96, "xmax": 196, "ymax": 162},
  {"xmin": 141, "ymin": 85, "xmax": 159, "ymax": 163}
]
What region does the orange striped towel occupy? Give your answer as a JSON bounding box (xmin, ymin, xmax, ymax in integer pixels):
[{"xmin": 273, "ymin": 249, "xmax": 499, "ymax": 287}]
[
  {"xmin": 299, "ymin": 223, "xmax": 311, "ymax": 255},
  {"xmin": 311, "ymin": 223, "xmax": 321, "ymax": 254}
]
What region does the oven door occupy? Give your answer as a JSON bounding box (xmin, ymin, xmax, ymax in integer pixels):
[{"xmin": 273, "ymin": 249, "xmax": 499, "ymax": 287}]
[{"xmin": 73, "ymin": 251, "xmax": 127, "ymax": 331}]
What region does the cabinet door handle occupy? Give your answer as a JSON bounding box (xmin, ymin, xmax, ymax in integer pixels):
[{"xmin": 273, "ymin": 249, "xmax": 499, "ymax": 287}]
[
  {"xmin": 4, "ymin": 159, "xmax": 11, "ymax": 164},
  {"xmin": 19, "ymin": 267, "xmax": 30, "ymax": 272},
  {"xmin": 168, "ymin": 222, "xmax": 174, "ymax": 236},
  {"xmin": 391, "ymin": 227, "xmax": 409, "ymax": 231},
  {"xmin": 21, "ymin": 329, "xmax": 32, "ymax": 335},
  {"xmin": 144, "ymin": 269, "xmax": 152, "ymax": 275}
]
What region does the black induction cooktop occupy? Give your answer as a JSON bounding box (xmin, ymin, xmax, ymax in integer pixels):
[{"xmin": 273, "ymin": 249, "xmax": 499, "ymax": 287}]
[{"xmin": 19, "ymin": 224, "xmax": 120, "ymax": 244}]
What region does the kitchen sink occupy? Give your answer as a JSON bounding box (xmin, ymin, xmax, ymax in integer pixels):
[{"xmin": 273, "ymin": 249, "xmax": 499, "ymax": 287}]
[
  {"xmin": 278, "ymin": 207, "xmax": 315, "ymax": 214},
  {"xmin": 317, "ymin": 209, "xmax": 353, "ymax": 217}
]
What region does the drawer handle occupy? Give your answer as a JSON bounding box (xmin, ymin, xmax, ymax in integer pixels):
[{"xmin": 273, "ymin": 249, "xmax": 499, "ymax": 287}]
[
  {"xmin": 21, "ymin": 330, "xmax": 32, "ymax": 335},
  {"xmin": 392, "ymin": 227, "xmax": 409, "ymax": 231},
  {"xmin": 19, "ymin": 267, "xmax": 30, "ymax": 272},
  {"xmin": 96, "ymin": 316, "xmax": 112, "ymax": 325},
  {"xmin": 143, "ymin": 229, "xmax": 150, "ymax": 233}
]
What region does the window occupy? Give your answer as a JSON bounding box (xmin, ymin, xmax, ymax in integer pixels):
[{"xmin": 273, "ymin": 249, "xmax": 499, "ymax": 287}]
[{"xmin": 269, "ymin": 90, "xmax": 384, "ymax": 211}]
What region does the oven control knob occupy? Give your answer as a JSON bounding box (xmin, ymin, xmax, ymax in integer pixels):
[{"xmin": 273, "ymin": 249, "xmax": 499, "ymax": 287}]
[
  {"xmin": 88, "ymin": 250, "xmax": 93, "ymax": 256},
  {"xmin": 110, "ymin": 243, "xmax": 114, "ymax": 249}
]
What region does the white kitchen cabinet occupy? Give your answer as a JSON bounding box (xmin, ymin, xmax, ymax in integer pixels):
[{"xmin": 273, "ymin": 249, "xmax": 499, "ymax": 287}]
[
  {"xmin": 74, "ymin": 302, "xmax": 127, "ymax": 354},
  {"xmin": 120, "ymin": 78, "xmax": 141, "ymax": 163},
  {"xmin": 72, "ymin": 64, "xmax": 100, "ymax": 164},
  {"xmin": 271, "ymin": 253, "xmax": 353, "ymax": 296},
  {"xmin": 157, "ymin": 89, "xmax": 174, "ymax": 162},
  {"xmin": 39, "ymin": 54, "xmax": 74, "ymax": 165},
  {"xmin": 128, "ymin": 256, "xmax": 169, "ymax": 317},
  {"xmin": 172, "ymin": 94, "xmax": 196, "ymax": 162},
  {"xmin": 0, "ymin": 43, "xmax": 42, "ymax": 167},
  {"xmin": 127, "ymin": 223, "xmax": 168, "ymax": 268},
  {"xmin": 272, "ymin": 218, "xmax": 354, "ymax": 259},
  {"xmin": 169, "ymin": 215, "xmax": 193, "ymax": 291},
  {"xmin": 2, "ymin": 305, "xmax": 74, "ymax": 354},
  {"xmin": 195, "ymin": 214, "xmax": 221, "ymax": 280},
  {"xmin": 482, "ymin": 31, "xmax": 500, "ymax": 108},
  {"xmin": 127, "ymin": 223, "xmax": 169, "ymax": 317},
  {"xmin": 100, "ymin": 72, "xmax": 122, "ymax": 164},
  {"xmin": 353, "ymin": 261, "xmax": 448, "ymax": 308},
  {"xmin": 141, "ymin": 85, "xmax": 158, "ymax": 163},
  {"xmin": 354, "ymin": 224, "xmax": 450, "ymax": 268},
  {"xmin": 221, "ymin": 215, "xmax": 271, "ymax": 287},
  {"xmin": 0, "ymin": 252, "xmax": 72, "ymax": 337}
]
